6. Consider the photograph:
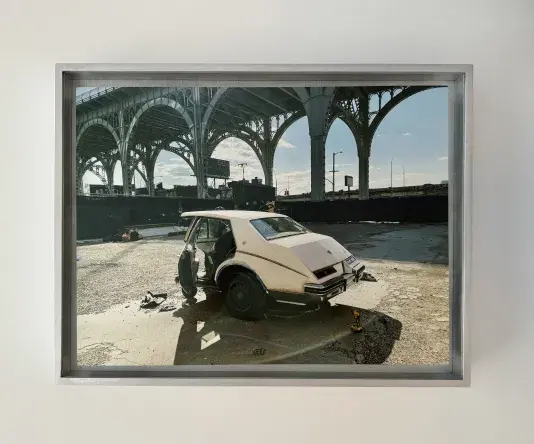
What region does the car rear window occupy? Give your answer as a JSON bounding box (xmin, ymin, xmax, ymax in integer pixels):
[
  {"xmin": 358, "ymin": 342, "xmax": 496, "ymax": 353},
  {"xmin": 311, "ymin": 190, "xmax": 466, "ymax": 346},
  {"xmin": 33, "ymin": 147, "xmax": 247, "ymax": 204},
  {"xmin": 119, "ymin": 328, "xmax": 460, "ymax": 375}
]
[{"xmin": 250, "ymin": 217, "xmax": 308, "ymax": 240}]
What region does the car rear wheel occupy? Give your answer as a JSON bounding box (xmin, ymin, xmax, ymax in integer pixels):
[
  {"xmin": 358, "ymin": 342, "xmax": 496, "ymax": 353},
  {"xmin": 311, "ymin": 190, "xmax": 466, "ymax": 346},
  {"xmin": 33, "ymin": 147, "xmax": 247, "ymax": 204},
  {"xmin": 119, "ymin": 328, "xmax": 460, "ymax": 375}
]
[{"xmin": 224, "ymin": 272, "xmax": 267, "ymax": 321}]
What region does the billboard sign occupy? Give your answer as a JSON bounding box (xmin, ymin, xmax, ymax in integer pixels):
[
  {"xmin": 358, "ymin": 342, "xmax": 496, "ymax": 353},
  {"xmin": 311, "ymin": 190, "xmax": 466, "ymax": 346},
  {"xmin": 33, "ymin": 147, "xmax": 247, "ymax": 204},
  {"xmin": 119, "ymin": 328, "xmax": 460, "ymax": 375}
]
[{"xmin": 206, "ymin": 158, "xmax": 230, "ymax": 179}]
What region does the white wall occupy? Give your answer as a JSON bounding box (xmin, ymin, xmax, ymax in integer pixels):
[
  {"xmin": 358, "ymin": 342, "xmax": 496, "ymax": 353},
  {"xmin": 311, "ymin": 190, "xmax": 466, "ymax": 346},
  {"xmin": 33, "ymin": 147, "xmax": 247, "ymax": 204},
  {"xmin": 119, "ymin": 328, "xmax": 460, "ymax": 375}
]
[{"xmin": 1, "ymin": 1, "xmax": 533, "ymax": 443}]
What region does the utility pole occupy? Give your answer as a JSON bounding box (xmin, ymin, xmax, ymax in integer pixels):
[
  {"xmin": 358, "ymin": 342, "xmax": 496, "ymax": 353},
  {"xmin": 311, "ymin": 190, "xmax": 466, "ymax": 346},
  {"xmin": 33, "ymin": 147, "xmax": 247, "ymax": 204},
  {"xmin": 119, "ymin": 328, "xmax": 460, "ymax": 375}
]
[
  {"xmin": 390, "ymin": 157, "xmax": 395, "ymax": 193},
  {"xmin": 402, "ymin": 164, "xmax": 406, "ymax": 187},
  {"xmin": 330, "ymin": 151, "xmax": 342, "ymax": 197}
]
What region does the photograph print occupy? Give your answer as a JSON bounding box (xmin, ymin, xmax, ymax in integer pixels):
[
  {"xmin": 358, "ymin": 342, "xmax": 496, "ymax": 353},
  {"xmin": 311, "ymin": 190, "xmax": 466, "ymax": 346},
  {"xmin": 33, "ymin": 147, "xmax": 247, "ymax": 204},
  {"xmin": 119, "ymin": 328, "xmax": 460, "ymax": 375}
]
[{"xmin": 74, "ymin": 85, "xmax": 450, "ymax": 368}]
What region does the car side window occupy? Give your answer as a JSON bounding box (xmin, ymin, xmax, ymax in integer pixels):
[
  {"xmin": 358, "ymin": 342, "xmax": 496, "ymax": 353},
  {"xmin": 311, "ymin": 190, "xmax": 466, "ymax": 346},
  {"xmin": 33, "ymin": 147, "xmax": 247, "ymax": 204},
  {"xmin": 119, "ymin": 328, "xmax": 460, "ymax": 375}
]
[
  {"xmin": 194, "ymin": 217, "xmax": 231, "ymax": 242},
  {"xmin": 195, "ymin": 218, "xmax": 209, "ymax": 240}
]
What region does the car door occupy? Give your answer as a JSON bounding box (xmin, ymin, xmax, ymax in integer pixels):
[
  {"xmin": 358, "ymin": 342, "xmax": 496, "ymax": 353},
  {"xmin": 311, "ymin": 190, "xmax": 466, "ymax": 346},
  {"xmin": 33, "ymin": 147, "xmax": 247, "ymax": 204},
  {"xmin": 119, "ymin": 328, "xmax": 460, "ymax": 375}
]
[
  {"xmin": 195, "ymin": 217, "xmax": 234, "ymax": 281},
  {"xmin": 195, "ymin": 217, "xmax": 220, "ymax": 254},
  {"xmin": 177, "ymin": 216, "xmax": 202, "ymax": 290},
  {"xmin": 178, "ymin": 217, "xmax": 227, "ymax": 288}
]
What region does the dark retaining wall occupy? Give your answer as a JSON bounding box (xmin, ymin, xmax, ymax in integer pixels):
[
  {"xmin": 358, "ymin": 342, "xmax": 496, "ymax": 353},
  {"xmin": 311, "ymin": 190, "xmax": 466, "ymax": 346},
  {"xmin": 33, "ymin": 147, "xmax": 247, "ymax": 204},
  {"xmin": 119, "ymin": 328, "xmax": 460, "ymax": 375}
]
[
  {"xmin": 276, "ymin": 195, "xmax": 448, "ymax": 224},
  {"xmin": 76, "ymin": 194, "xmax": 448, "ymax": 240},
  {"xmin": 76, "ymin": 196, "xmax": 233, "ymax": 240}
]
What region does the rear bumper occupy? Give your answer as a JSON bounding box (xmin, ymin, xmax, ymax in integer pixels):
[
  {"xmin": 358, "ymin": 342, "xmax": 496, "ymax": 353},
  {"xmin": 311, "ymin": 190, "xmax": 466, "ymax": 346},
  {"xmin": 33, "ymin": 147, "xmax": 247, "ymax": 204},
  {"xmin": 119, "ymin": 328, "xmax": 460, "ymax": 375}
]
[{"xmin": 271, "ymin": 265, "xmax": 365, "ymax": 306}]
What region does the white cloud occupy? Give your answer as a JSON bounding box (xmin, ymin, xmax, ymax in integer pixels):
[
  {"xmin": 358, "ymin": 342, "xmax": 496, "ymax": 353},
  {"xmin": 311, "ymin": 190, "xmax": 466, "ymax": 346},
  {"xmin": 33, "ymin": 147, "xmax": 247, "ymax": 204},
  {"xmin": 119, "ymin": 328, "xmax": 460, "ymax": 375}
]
[
  {"xmin": 212, "ymin": 137, "xmax": 265, "ymax": 183},
  {"xmin": 402, "ymin": 132, "xmax": 411, "ymax": 136},
  {"xmin": 438, "ymin": 156, "xmax": 448, "ymax": 161},
  {"xmin": 277, "ymin": 138, "xmax": 296, "ymax": 149}
]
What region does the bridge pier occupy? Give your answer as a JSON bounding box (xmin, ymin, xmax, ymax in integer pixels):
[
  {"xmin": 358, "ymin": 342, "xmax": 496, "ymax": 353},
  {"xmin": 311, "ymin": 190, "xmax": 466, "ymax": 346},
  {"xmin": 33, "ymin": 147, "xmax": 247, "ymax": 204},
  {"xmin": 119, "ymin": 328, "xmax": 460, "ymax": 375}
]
[
  {"xmin": 358, "ymin": 154, "xmax": 370, "ymax": 199},
  {"xmin": 354, "ymin": 95, "xmax": 372, "ymax": 200},
  {"xmin": 301, "ymin": 88, "xmax": 333, "ymax": 201}
]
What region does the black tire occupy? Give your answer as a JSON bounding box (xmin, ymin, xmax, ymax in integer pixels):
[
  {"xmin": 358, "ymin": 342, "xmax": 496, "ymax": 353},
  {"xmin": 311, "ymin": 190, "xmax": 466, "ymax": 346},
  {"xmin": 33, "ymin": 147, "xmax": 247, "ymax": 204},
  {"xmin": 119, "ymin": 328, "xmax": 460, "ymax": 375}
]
[
  {"xmin": 178, "ymin": 249, "xmax": 195, "ymax": 288},
  {"xmin": 224, "ymin": 271, "xmax": 267, "ymax": 321}
]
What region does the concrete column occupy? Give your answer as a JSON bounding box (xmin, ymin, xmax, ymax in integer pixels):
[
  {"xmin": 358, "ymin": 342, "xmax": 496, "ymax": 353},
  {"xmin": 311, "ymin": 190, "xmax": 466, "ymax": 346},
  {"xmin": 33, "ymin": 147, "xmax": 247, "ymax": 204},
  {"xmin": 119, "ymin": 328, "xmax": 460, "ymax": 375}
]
[
  {"xmin": 75, "ymin": 155, "xmax": 84, "ymax": 195},
  {"xmin": 262, "ymin": 143, "xmax": 275, "ymax": 187},
  {"xmin": 76, "ymin": 175, "xmax": 83, "ymax": 195},
  {"xmin": 145, "ymin": 162, "xmax": 155, "ymax": 196},
  {"xmin": 104, "ymin": 164, "xmax": 114, "ymax": 195},
  {"xmin": 309, "ymin": 135, "xmax": 326, "ymax": 200},
  {"xmin": 117, "ymin": 109, "xmax": 131, "ymax": 196},
  {"xmin": 355, "ymin": 96, "xmax": 371, "ymax": 200},
  {"xmin": 358, "ymin": 154, "xmax": 370, "ymax": 200},
  {"xmin": 121, "ymin": 152, "xmax": 131, "ymax": 196},
  {"xmin": 264, "ymin": 163, "xmax": 274, "ymax": 187},
  {"xmin": 192, "ymin": 87, "xmax": 208, "ymax": 198},
  {"xmin": 262, "ymin": 118, "xmax": 274, "ymax": 187},
  {"xmin": 303, "ymin": 90, "xmax": 331, "ymax": 201}
]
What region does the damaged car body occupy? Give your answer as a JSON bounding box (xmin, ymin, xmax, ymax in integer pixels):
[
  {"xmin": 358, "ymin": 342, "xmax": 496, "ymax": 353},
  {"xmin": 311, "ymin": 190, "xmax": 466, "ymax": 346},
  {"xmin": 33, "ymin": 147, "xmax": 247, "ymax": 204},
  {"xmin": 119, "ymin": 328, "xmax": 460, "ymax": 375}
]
[{"xmin": 175, "ymin": 210, "xmax": 373, "ymax": 320}]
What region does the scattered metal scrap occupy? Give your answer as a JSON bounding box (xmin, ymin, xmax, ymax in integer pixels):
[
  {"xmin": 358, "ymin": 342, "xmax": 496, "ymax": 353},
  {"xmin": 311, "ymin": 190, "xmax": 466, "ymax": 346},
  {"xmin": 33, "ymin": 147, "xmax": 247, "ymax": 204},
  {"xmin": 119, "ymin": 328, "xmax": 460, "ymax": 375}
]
[
  {"xmin": 252, "ymin": 348, "xmax": 267, "ymax": 356},
  {"xmin": 158, "ymin": 303, "xmax": 177, "ymax": 312},
  {"xmin": 140, "ymin": 291, "xmax": 174, "ymax": 311},
  {"xmin": 361, "ymin": 271, "xmax": 377, "ymax": 282}
]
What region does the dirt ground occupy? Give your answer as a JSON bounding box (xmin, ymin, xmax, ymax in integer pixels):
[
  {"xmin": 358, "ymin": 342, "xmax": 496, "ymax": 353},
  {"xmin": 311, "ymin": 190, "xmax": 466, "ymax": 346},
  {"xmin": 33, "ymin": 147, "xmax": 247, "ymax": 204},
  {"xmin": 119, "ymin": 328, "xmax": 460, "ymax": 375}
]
[{"xmin": 76, "ymin": 222, "xmax": 449, "ymax": 366}]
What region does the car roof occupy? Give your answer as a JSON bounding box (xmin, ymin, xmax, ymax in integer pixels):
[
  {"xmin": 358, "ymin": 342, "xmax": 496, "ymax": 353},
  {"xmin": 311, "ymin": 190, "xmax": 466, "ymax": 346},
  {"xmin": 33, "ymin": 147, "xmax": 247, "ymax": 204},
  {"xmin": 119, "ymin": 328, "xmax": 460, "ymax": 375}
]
[{"xmin": 180, "ymin": 210, "xmax": 288, "ymax": 220}]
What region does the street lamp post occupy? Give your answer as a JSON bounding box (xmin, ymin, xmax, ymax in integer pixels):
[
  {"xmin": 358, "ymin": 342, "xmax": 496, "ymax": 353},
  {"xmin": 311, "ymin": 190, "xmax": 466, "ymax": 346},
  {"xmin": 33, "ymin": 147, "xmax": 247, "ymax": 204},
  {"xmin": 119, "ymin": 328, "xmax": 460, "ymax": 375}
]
[
  {"xmin": 238, "ymin": 162, "xmax": 247, "ymax": 181},
  {"xmin": 330, "ymin": 151, "xmax": 343, "ymax": 197},
  {"xmin": 390, "ymin": 157, "xmax": 395, "ymax": 193}
]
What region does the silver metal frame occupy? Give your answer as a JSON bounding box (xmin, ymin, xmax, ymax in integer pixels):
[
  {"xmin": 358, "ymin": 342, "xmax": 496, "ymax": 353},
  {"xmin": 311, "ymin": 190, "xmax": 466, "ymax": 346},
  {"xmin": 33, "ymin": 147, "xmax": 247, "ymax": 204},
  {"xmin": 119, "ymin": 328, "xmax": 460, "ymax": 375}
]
[{"xmin": 56, "ymin": 64, "xmax": 472, "ymax": 387}]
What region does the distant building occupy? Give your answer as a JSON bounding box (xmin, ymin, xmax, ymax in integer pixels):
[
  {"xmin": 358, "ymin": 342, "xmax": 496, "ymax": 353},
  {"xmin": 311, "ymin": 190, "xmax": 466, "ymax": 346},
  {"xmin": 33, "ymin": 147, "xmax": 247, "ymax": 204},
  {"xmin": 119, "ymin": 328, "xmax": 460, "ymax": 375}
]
[
  {"xmin": 228, "ymin": 179, "xmax": 275, "ymax": 210},
  {"xmin": 155, "ymin": 185, "xmax": 201, "ymax": 198},
  {"xmin": 88, "ymin": 184, "xmax": 123, "ymax": 195},
  {"xmin": 155, "ymin": 184, "xmax": 228, "ymax": 199}
]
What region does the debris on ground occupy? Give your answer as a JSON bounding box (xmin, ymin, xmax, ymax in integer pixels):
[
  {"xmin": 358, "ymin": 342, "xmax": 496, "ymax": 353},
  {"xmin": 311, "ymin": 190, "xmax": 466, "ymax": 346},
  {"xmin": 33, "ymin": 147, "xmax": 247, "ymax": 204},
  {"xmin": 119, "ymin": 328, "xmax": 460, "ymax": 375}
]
[
  {"xmin": 351, "ymin": 310, "xmax": 363, "ymax": 333},
  {"xmin": 158, "ymin": 303, "xmax": 177, "ymax": 313},
  {"xmin": 122, "ymin": 229, "xmax": 143, "ymax": 242},
  {"xmin": 140, "ymin": 291, "xmax": 168, "ymax": 309},
  {"xmin": 361, "ymin": 271, "xmax": 378, "ymax": 282},
  {"xmin": 252, "ymin": 348, "xmax": 267, "ymax": 356},
  {"xmin": 200, "ymin": 331, "xmax": 221, "ymax": 350}
]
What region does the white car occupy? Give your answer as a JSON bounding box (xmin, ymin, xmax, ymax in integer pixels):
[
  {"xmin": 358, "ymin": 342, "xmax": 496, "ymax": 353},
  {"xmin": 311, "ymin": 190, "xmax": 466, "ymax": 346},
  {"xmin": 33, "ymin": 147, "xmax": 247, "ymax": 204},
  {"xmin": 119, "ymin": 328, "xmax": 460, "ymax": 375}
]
[{"xmin": 175, "ymin": 210, "xmax": 368, "ymax": 320}]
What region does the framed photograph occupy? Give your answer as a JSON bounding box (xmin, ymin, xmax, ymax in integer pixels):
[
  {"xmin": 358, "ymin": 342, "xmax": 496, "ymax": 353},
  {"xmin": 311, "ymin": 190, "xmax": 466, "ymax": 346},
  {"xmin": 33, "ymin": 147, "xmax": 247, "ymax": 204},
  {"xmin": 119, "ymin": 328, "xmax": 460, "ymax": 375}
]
[{"xmin": 56, "ymin": 64, "xmax": 472, "ymax": 386}]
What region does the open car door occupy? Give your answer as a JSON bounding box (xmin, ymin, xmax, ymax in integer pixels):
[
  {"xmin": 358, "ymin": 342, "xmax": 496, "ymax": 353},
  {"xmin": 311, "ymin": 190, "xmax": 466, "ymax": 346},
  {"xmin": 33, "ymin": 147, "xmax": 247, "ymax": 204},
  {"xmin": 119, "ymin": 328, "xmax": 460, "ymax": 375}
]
[
  {"xmin": 177, "ymin": 217, "xmax": 201, "ymax": 297},
  {"xmin": 177, "ymin": 217, "xmax": 231, "ymax": 296}
]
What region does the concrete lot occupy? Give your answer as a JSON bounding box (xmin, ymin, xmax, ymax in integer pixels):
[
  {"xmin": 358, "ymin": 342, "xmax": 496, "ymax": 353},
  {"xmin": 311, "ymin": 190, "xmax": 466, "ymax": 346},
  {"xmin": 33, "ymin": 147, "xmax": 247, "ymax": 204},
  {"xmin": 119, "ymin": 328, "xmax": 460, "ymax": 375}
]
[{"xmin": 76, "ymin": 222, "xmax": 449, "ymax": 366}]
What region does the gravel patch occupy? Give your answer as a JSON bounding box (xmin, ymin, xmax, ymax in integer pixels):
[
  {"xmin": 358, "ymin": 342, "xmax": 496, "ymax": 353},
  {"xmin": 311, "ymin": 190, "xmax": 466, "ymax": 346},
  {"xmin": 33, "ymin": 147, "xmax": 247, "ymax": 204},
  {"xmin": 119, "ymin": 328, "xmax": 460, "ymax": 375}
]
[
  {"xmin": 370, "ymin": 261, "xmax": 450, "ymax": 365},
  {"xmin": 77, "ymin": 238, "xmax": 183, "ymax": 315}
]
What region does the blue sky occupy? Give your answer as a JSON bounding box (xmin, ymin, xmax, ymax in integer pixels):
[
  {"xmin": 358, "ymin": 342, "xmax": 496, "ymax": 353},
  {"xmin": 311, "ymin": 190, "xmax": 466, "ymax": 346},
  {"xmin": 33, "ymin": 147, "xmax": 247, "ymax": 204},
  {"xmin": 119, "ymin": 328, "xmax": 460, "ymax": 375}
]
[{"xmin": 80, "ymin": 87, "xmax": 448, "ymax": 194}]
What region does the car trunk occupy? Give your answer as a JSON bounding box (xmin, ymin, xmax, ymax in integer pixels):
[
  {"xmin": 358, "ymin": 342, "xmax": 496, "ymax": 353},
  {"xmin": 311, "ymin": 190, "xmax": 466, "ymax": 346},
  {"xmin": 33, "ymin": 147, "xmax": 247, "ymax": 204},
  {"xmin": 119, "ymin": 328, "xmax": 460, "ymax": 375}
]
[{"xmin": 270, "ymin": 232, "xmax": 353, "ymax": 272}]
